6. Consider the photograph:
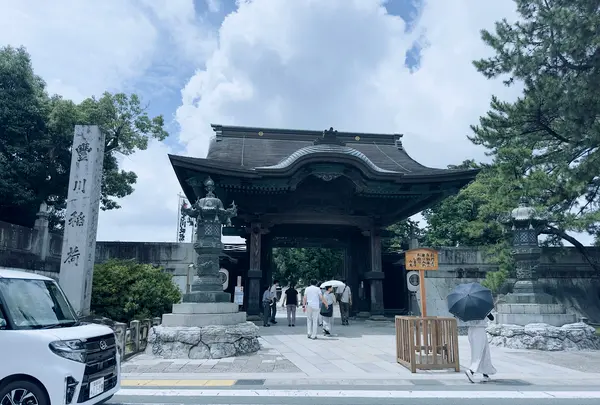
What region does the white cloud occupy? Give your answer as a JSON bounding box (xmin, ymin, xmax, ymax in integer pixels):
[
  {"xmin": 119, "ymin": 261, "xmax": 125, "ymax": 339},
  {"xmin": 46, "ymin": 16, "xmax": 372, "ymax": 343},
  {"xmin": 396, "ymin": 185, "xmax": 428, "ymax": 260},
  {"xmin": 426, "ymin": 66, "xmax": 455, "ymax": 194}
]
[
  {"xmin": 176, "ymin": 0, "xmax": 520, "ymax": 165},
  {"xmin": 0, "ymin": 0, "xmax": 158, "ymax": 101},
  {"xmin": 96, "ymin": 140, "xmax": 182, "ymax": 242},
  {"xmin": 0, "ymin": 0, "xmax": 213, "ymax": 241},
  {"xmin": 6, "ymin": 0, "xmax": 593, "ymax": 246}
]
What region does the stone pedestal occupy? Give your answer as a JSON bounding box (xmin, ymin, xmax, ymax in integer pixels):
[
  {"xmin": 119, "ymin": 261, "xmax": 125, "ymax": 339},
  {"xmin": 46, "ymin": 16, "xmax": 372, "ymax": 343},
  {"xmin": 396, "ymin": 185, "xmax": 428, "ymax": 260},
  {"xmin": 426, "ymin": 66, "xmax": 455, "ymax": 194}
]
[
  {"xmin": 147, "ymin": 177, "xmax": 260, "ymax": 359},
  {"xmin": 496, "ymin": 291, "xmax": 576, "ymax": 327},
  {"xmin": 147, "ymin": 322, "xmax": 260, "ymax": 359},
  {"xmin": 162, "ymin": 303, "xmax": 247, "ymax": 327}
]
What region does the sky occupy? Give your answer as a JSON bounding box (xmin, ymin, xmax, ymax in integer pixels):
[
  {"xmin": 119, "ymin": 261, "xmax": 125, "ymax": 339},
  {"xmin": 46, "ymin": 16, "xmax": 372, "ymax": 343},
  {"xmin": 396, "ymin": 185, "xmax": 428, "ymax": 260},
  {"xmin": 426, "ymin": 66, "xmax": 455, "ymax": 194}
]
[{"xmin": 2, "ymin": 0, "xmax": 591, "ymax": 245}]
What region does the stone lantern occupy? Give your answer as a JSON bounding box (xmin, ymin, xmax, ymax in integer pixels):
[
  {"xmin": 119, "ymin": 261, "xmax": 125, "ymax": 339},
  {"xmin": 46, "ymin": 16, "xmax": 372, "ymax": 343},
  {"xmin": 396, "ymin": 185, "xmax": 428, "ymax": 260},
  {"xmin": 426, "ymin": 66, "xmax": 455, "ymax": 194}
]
[
  {"xmin": 151, "ymin": 176, "xmax": 260, "ymax": 360},
  {"xmin": 500, "ymin": 197, "xmax": 547, "ymax": 296},
  {"xmin": 181, "ymin": 176, "xmax": 237, "ymax": 303},
  {"xmin": 496, "ymin": 197, "xmax": 576, "ymax": 326}
]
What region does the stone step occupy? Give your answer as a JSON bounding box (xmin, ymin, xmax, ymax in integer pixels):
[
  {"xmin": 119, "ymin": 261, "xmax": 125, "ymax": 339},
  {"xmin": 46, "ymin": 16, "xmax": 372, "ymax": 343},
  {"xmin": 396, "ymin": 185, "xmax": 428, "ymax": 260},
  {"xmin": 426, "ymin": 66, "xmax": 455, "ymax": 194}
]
[
  {"xmin": 162, "ymin": 312, "xmax": 248, "ymax": 327},
  {"xmin": 172, "ymin": 302, "xmax": 240, "ymax": 314},
  {"xmin": 496, "ymin": 303, "xmax": 567, "ymax": 314},
  {"xmin": 496, "ymin": 313, "xmax": 577, "ymax": 327}
]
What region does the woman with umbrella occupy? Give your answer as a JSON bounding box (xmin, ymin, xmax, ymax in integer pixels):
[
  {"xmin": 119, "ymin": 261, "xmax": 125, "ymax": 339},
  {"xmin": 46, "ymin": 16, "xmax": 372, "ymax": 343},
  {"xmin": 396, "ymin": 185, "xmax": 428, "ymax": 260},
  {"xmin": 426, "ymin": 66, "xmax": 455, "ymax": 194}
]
[{"xmin": 447, "ymin": 282, "xmax": 497, "ymax": 383}]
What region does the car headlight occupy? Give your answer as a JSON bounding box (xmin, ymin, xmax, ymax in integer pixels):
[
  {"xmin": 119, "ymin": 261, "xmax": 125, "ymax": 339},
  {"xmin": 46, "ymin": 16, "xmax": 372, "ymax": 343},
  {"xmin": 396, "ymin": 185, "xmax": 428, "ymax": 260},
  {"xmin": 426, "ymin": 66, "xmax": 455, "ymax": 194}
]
[{"xmin": 49, "ymin": 339, "xmax": 86, "ymax": 363}]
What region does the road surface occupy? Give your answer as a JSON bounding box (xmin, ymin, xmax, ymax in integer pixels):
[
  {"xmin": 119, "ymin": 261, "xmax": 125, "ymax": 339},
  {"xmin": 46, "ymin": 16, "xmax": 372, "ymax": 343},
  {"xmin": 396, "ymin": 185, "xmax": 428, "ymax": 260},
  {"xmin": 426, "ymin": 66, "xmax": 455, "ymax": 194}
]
[{"xmin": 109, "ymin": 385, "xmax": 600, "ymax": 405}]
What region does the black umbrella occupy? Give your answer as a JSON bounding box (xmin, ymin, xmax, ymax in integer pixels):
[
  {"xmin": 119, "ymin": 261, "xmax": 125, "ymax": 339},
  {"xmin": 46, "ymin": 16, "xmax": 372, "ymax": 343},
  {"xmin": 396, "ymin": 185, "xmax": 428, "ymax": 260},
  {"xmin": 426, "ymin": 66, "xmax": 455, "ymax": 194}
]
[{"xmin": 447, "ymin": 282, "xmax": 494, "ymax": 322}]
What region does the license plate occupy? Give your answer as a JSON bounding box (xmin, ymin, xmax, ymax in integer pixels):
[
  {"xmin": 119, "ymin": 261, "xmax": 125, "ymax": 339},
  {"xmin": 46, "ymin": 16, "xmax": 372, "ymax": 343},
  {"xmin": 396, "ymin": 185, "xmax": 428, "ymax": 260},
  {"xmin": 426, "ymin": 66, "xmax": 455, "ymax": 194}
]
[{"xmin": 89, "ymin": 377, "xmax": 105, "ymax": 398}]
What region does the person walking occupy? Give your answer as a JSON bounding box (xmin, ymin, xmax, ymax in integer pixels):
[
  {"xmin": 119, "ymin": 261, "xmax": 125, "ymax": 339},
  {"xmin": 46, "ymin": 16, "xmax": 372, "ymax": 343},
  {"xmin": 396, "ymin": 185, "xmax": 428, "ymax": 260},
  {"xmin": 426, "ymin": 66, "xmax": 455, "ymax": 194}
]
[
  {"xmin": 269, "ymin": 280, "xmax": 279, "ymax": 324},
  {"xmin": 317, "ymin": 282, "xmax": 324, "ymax": 327},
  {"xmin": 336, "ymin": 281, "xmax": 352, "ymax": 325},
  {"xmin": 465, "ymin": 313, "xmax": 496, "ymax": 383},
  {"xmin": 321, "ymin": 285, "xmax": 335, "ymax": 336},
  {"xmin": 261, "ymin": 286, "xmax": 272, "ymax": 327},
  {"xmin": 282, "ymin": 283, "xmax": 299, "ymax": 327},
  {"xmin": 302, "ymin": 279, "xmax": 328, "ymax": 340}
]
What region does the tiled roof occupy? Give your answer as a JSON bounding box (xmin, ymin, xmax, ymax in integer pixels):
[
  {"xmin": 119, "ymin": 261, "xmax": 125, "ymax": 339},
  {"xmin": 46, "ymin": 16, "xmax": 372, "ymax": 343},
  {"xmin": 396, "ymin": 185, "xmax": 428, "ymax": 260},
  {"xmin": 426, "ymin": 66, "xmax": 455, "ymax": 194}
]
[{"xmin": 205, "ymin": 124, "xmax": 451, "ymax": 175}]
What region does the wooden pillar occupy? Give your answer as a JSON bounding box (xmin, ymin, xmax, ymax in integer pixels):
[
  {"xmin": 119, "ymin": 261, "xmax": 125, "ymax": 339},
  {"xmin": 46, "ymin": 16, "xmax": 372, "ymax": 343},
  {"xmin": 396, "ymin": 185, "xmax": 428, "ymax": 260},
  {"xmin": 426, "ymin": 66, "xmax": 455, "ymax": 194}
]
[
  {"xmin": 365, "ymin": 228, "xmax": 385, "ymax": 318},
  {"xmin": 246, "ymin": 222, "xmax": 265, "ymax": 319},
  {"xmin": 349, "ymin": 232, "xmax": 370, "ymax": 317}
]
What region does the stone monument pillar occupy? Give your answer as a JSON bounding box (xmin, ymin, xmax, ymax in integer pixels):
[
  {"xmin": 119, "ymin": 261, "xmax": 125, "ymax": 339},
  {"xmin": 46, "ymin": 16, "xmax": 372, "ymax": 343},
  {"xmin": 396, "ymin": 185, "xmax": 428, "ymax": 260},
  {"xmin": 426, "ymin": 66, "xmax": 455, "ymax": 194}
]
[
  {"xmin": 496, "ymin": 198, "xmax": 576, "ymax": 326},
  {"xmin": 59, "ymin": 125, "xmax": 105, "ymax": 316},
  {"xmin": 32, "ymin": 202, "xmax": 51, "ymax": 261},
  {"xmin": 148, "ymin": 177, "xmax": 260, "ymax": 359}
]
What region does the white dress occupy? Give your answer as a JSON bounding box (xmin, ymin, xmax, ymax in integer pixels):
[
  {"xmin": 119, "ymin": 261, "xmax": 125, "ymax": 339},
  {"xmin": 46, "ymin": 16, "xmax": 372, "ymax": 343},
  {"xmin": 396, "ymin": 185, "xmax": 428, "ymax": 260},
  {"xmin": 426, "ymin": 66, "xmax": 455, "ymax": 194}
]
[{"xmin": 465, "ymin": 319, "xmax": 496, "ymax": 375}]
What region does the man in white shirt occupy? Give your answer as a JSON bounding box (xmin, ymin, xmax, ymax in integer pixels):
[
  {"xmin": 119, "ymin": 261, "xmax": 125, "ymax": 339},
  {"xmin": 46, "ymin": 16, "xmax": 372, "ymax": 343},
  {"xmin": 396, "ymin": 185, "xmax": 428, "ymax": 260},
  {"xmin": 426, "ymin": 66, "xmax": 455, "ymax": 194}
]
[
  {"xmin": 302, "ymin": 279, "xmax": 328, "ymax": 339},
  {"xmin": 337, "ymin": 281, "xmax": 352, "ymax": 325}
]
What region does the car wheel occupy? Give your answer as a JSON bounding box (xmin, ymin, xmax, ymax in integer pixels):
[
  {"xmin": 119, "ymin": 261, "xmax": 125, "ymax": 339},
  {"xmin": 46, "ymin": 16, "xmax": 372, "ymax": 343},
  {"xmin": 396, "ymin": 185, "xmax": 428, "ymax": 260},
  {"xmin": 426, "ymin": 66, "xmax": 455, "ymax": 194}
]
[{"xmin": 0, "ymin": 380, "xmax": 48, "ymax": 405}]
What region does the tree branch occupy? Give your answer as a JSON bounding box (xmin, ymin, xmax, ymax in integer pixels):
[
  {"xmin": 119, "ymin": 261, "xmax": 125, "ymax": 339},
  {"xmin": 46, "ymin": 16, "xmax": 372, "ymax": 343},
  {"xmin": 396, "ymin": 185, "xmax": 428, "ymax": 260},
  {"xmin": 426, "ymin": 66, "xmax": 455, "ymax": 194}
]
[{"xmin": 540, "ymin": 225, "xmax": 600, "ymax": 273}]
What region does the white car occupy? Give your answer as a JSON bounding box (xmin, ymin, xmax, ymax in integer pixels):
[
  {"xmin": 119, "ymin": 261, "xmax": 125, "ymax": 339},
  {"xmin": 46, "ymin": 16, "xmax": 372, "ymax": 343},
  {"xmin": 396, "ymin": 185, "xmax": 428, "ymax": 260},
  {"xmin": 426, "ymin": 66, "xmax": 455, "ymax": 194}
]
[{"xmin": 0, "ymin": 269, "xmax": 120, "ymax": 405}]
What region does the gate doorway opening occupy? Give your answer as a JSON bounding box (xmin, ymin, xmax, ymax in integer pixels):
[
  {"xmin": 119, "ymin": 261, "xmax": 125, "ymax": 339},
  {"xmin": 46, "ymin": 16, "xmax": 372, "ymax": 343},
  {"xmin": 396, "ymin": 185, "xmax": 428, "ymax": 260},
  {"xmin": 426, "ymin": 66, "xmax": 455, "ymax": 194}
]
[{"xmin": 272, "ymin": 247, "xmax": 344, "ymax": 289}]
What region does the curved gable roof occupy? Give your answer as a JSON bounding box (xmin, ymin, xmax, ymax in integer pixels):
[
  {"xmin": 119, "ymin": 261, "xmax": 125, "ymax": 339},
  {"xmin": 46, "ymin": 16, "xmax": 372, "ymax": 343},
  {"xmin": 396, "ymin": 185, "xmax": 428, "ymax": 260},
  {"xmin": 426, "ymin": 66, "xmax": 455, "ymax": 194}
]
[
  {"xmin": 255, "ymin": 144, "xmax": 399, "ymax": 174},
  {"xmin": 206, "ymin": 124, "xmax": 451, "ymax": 176}
]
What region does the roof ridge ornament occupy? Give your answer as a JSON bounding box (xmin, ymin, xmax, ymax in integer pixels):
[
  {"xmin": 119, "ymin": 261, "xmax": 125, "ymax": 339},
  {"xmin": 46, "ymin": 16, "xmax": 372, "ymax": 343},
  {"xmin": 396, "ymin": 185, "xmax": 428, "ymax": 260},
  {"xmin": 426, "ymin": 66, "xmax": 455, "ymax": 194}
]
[{"xmin": 314, "ymin": 127, "xmax": 345, "ymax": 146}]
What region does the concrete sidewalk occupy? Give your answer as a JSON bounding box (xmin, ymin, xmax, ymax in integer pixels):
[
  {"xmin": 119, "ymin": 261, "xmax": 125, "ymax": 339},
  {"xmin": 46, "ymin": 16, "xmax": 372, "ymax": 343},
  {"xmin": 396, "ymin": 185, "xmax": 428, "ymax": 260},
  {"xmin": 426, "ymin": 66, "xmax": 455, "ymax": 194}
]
[{"xmin": 121, "ymin": 313, "xmax": 600, "ymax": 387}]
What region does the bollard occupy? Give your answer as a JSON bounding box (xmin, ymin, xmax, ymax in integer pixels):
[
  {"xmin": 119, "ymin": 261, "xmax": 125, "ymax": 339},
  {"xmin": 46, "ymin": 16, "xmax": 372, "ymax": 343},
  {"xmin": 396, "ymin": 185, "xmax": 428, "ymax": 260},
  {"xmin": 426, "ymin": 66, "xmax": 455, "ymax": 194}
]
[
  {"xmin": 113, "ymin": 322, "xmax": 127, "ymax": 361},
  {"xmin": 130, "ymin": 320, "xmax": 141, "ymax": 353}
]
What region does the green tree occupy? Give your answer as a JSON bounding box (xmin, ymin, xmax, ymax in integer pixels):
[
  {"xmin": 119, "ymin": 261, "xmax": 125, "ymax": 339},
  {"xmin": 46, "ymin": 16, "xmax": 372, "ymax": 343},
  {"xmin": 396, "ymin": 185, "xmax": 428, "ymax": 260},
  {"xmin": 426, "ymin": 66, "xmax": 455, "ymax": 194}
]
[
  {"xmin": 384, "ymin": 218, "xmax": 423, "ymax": 252},
  {"xmin": 272, "ymin": 248, "xmax": 343, "ymax": 286},
  {"xmin": 0, "ymin": 46, "xmax": 169, "ymax": 229},
  {"xmin": 470, "ymin": 0, "xmax": 600, "ymax": 268},
  {"xmin": 422, "ymin": 160, "xmax": 507, "ymax": 248},
  {"xmin": 0, "ymin": 46, "xmax": 51, "ymax": 225},
  {"xmin": 91, "ymin": 260, "xmax": 181, "ymax": 323},
  {"xmin": 421, "ymin": 160, "xmax": 517, "ymax": 279}
]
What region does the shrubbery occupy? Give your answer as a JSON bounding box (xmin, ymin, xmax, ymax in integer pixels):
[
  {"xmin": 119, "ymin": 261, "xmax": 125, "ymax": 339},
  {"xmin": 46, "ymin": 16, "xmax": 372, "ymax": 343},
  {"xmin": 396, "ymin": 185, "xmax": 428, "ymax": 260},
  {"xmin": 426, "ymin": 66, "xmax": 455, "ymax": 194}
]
[{"xmin": 91, "ymin": 259, "xmax": 181, "ymax": 323}]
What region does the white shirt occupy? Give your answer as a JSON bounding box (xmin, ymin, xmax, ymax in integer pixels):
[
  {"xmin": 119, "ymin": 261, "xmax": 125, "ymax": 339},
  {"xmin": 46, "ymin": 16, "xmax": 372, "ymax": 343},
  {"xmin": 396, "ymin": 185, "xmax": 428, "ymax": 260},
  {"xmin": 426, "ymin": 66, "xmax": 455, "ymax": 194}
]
[
  {"xmin": 270, "ymin": 285, "xmax": 278, "ymax": 301},
  {"xmin": 304, "ymin": 285, "xmax": 323, "ymax": 309}
]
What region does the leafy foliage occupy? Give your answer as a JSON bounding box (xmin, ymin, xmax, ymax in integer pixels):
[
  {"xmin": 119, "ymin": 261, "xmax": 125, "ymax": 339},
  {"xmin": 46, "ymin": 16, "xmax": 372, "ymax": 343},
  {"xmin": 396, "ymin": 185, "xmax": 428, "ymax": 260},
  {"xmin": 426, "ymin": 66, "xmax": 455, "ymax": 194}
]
[
  {"xmin": 272, "ymin": 248, "xmax": 343, "ymax": 286},
  {"xmin": 421, "ymin": 0, "xmax": 600, "ymax": 272},
  {"xmin": 469, "ymin": 0, "xmax": 600, "ymax": 260},
  {"xmin": 481, "ymin": 267, "xmax": 510, "ymax": 295},
  {"xmin": 91, "ymin": 260, "xmax": 181, "ymax": 323},
  {"xmin": 422, "ymin": 160, "xmax": 508, "ymax": 248},
  {"xmin": 0, "ymin": 46, "xmax": 168, "ymax": 230},
  {"xmin": 384, "ymin": 219, "xmax": 423, "ymax": 251}
]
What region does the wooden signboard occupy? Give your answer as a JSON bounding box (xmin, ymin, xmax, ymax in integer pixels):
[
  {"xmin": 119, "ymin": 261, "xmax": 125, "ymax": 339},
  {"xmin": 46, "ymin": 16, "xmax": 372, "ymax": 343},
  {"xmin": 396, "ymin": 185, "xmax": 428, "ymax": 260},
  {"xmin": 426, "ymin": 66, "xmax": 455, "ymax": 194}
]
[{"xmin": 405, "ymin": 248, "xmax": 439, "ymax": 317}]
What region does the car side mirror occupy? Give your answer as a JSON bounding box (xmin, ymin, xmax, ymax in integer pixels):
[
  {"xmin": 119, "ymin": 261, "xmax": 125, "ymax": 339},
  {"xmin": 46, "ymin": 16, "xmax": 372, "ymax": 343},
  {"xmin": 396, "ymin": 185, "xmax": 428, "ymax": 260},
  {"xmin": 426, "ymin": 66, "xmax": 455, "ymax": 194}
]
[{"xmin": 0, "ymin": 319, "xmax": 6, "ymax": 329}]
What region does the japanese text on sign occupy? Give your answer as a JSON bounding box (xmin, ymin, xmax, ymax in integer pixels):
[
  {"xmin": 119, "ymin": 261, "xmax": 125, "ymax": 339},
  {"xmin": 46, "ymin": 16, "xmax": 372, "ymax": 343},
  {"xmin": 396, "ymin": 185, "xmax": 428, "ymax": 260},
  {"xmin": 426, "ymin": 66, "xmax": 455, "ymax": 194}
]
[{"xmin": 405, "ymin": 248, "xmax": 439, "ymax": 271}]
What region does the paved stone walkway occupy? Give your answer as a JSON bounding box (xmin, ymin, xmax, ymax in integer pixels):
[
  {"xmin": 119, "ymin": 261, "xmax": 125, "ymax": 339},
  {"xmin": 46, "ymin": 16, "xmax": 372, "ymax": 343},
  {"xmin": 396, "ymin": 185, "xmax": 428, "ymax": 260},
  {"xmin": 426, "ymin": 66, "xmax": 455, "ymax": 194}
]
[{"xmin": 122, "ymin": 312, "xmax": 600, "ymax": 386}]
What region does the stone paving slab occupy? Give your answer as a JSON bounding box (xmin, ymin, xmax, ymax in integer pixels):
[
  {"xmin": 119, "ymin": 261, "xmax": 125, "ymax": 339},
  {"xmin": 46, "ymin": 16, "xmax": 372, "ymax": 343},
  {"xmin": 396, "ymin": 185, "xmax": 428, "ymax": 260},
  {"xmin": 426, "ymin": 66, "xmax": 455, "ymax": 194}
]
[{"xmin": 123, "ymin": 314, "xmax": 600, "ymax": 385}]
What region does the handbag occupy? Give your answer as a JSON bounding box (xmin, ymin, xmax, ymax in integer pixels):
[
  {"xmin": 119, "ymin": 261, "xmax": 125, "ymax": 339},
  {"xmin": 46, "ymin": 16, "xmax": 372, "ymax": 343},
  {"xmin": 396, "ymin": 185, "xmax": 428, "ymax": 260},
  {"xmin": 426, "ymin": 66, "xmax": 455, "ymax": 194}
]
[{"xmin": 320, "ymin": 300, "xmax": 333, "ymax": 317}]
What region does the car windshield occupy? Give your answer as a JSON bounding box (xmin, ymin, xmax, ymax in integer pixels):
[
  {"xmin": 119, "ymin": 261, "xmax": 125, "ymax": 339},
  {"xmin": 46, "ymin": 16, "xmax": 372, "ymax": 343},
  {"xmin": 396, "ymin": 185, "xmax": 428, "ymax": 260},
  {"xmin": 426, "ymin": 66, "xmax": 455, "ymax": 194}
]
[{"xmin": 0, "ymin": 278, "xmax": 78, "ymax": 329}]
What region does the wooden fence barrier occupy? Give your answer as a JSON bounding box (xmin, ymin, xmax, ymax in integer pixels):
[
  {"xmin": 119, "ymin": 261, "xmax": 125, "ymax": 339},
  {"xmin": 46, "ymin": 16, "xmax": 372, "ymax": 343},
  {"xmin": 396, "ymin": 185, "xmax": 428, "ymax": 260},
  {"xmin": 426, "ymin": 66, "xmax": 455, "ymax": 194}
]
[{"xmin": 395, "ymin": 316, "xmax": 460, "ymax": 373}]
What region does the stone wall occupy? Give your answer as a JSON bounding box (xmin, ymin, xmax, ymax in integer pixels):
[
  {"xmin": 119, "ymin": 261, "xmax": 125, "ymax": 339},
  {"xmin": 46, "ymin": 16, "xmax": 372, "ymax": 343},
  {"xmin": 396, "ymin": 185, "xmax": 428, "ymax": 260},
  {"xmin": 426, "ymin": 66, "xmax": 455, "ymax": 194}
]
[
  {"xmin": 1, "ymin": 220, "xmax": 599, "ymax": 321},
  {"xmin": 95, "ymin": 241, "xmax": 196, "ymax": 292},
  {"xmin": 418, "ymin": 247, "xmax": 600, "ymax": 323},
  {"xmin": 0, "ymin": 221, "xmax": 62, "ymax": 272}
]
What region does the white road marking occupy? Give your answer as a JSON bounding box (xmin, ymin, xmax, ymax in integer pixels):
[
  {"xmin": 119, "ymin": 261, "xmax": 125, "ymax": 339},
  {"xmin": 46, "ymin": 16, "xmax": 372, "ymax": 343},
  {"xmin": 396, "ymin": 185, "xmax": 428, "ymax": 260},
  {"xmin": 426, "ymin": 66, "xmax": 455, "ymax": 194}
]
[{"xmin": 115, "ymin": 389, "xmax": 600, "ymax": 399}]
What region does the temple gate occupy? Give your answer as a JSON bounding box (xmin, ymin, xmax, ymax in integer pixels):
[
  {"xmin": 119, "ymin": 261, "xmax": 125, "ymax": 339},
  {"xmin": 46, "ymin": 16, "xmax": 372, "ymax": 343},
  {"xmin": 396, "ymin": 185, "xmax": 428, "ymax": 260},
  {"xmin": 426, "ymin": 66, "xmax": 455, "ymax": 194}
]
[{"xmin": 169, "ymin": 125, "xmax": 478, "ymax": 319}]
